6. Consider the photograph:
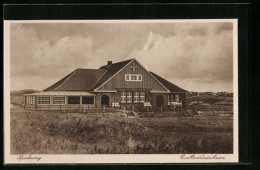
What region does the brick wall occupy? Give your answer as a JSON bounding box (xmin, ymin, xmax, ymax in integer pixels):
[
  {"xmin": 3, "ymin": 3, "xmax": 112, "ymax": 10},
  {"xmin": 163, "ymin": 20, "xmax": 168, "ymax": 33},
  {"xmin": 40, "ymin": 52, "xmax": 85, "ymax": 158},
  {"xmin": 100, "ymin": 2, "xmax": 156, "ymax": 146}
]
[{"xmin": 94, "ymin": 91, "xmax": 187, "ymax": 110}]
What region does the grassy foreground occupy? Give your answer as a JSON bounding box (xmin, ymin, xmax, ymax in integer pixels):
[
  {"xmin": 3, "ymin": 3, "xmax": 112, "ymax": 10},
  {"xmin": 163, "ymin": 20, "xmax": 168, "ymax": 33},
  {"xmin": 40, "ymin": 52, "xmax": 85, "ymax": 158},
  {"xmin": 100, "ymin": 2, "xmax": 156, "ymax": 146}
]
[{"xmin": 10, "ymin": 105, "xmax": 233, "ymax": 154}]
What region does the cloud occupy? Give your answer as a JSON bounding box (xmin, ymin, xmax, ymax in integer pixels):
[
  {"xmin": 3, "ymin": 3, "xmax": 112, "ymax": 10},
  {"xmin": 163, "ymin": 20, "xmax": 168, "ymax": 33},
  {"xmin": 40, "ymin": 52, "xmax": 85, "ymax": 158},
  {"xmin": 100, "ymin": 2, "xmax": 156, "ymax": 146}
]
[
  {"xmin": 132, "ymin": 23, "xmax": 233, "ymax": 92},
  {"xmin": 9, "ymin": 22, "xmax": 233, "ymax": 92}
]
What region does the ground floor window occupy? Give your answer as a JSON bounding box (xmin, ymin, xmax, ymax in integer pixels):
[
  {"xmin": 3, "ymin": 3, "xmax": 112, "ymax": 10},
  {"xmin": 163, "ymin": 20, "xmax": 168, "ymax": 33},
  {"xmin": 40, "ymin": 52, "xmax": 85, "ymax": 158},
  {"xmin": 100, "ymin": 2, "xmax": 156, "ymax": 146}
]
[
  {"xmin": 68, "ymin": 96, "xmax": 80, "ymax": 104},
  {"xmin": 140, "ymin": 92, "xmax": 145, "ymax": 103},
  {"xmin": 175, "ymin": 95, "xmax": 179, "ymax": 101},
  {"xmin": 53, "ymin": 96, "xmax": 65, "ymax": 105},
  {"xmin": 134, "ymin": 92, "xmax": 139, "ymax": 103},
  {"xmin": 38, "ymin": 96, "xmax": 50, "ymax": 105},
  {"xmin": 168, "ymin": 94, "xmax": 180, "ymax": 102},
  {"xmin": 127, "ymin": 92, "xmax": 132, "ymax": 103},
  {"xmin": 26, "ymin": 96, "xmax": 35, "ymax": 104},
  {"xmin": 121, "ymin": 91, "xmax": 145, "ymax": 103},
  {"xmin": 168, "ymin": 94, "xmax": 173, "ymax": 102},
  {"xmin": 121, "ymin": 92, "xmax": 126, "ymax": 103},
  {"xmin": 82, "ymin": 96, "xmax": 94, "ymax": 104}
]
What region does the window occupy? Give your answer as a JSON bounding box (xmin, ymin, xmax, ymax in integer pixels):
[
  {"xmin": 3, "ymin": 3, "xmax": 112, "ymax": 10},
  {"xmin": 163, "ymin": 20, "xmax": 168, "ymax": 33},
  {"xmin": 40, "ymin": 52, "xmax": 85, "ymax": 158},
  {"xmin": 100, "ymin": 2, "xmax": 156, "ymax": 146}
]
[
  {"xmin": 131, "ymin": 75, "xmax": 137, "ymax": 80},
  {"xmin": 121, "ymin": 92, "xmax": 126, "ymax": 103},
  {"xmin": 68, "ymin": 96, "xmax": 80, "ymax": 104},
  {"xmin": 125, "ymin": 74, "xmax": 142, "ymax": 81},
  {"xmin": 82, "ymin": 96, "xmax": 94, "ymax": 104},
  {"xmin": 140, "ymin": 92, "xmax": 145, "ymax": 103},
  {"xmin": 168, "ymin": 94, "xmax": 176, "ymax": 102},
  {"xmin": 26, "ymin": 96, "xmax": 35, "ymax": 104},
  {"xmin": 27, "ymin": 96, "xmax": 30, "ymax": 104},
  {"xmin": 53, "ymin": 96, "xmax": 65, "ymax": 105},
  {"xmin": 134, "ymin": 92, "xmax": 139, "ymax": 103},
  {"xmin": 38, "ymin": 96, "xmax": 50, "ymax": 105},
  {"xmin": 175, "ymin": 95, "xmax": 179, "ymax": 102},
  {"xmin": 127, "ymin": 92, "xmax": 132, "ymax": 103}
]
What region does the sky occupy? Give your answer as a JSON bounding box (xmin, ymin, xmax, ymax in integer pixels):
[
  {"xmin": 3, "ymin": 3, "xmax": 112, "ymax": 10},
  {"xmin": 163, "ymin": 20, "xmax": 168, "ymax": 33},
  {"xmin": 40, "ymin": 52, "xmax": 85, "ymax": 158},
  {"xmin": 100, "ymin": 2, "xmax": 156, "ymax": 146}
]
[{"xmin": 9, "ymin": 21, "xmax": 234, "ymax": 92}]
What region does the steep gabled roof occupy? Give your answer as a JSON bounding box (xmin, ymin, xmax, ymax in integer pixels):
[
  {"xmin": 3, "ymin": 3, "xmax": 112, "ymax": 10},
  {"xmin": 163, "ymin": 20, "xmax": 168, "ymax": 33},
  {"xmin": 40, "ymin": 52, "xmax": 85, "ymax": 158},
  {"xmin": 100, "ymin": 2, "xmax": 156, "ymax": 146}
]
[
  {"xmin": 90, "ymin": 59, "xmax": 133, "ymax": 90},
  {"xmin": 43, "ymin": 58, "xmax": 187, "ymax": 93},
  {"xmin": 150, "ymin": 72, "xmax": 188, "ymax": 93},
  {"xmin": 44, "ymin": 69, "xmax": 106, "ymax": 91}
]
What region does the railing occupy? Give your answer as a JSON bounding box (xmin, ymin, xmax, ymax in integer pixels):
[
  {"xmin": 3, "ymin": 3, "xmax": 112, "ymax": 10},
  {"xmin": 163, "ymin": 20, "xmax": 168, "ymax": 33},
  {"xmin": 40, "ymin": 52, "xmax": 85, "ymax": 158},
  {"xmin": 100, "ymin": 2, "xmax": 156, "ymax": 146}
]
[
  {"xmin": 167, "ymin": 101, "xmax": 182, "ymax": 107},
  {"xmin": 196, "ymin": 105, "xmax": 233, "ymax": 111}
]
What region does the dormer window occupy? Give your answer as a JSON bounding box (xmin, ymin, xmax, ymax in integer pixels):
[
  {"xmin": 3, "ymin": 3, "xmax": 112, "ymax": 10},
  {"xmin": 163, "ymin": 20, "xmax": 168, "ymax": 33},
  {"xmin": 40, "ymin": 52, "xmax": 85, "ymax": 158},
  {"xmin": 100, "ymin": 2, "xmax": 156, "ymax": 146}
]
[{"xmin": 125, "ymin": 74, "xmax": 142, "ymax": 81}]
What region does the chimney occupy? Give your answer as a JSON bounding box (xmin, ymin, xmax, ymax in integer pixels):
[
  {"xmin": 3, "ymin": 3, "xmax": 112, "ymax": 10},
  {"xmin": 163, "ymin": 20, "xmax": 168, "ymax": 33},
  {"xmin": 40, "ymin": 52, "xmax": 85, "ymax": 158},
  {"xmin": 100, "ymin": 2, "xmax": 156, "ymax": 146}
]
[{"xmin": 107, "ymin": 61, "xmax": 112, "ymax": 66}]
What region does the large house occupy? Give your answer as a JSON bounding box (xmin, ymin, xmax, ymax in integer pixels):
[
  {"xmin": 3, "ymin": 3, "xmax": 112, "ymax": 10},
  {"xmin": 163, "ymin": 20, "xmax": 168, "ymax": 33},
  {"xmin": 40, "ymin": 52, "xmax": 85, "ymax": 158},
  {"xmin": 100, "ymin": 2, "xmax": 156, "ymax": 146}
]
[{"xmin": 23, "ymin": 58, "xmax": 188, "ymax": 111}]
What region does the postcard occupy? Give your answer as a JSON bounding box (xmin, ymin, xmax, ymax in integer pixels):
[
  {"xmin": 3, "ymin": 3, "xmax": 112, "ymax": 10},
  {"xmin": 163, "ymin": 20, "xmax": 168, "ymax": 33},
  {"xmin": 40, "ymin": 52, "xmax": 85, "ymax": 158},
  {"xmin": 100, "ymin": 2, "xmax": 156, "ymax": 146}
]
[{"xmin": 4, "ymin": 19, "xmax": 238, "ymax": 164}]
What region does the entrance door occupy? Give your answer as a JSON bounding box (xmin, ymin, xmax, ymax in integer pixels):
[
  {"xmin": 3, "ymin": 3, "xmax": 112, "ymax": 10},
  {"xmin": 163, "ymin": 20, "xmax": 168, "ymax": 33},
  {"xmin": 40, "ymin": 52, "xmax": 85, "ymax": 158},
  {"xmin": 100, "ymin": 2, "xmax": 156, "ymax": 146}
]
[
  {"xmin": 101, "ymin": 95, "xmax": 109, "ymax": 107},
  {"xmin": 156, "ymin": 95, "xmax": 164, "ymax": 107}
]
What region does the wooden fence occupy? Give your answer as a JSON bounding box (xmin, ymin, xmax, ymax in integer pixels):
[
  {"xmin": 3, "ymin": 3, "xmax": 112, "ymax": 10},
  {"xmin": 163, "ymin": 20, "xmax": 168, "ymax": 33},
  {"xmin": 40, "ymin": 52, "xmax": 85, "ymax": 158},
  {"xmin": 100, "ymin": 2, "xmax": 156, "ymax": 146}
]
[{"xmin": 189, "ymin": 105, "xmax": 233, "ymax": 111}]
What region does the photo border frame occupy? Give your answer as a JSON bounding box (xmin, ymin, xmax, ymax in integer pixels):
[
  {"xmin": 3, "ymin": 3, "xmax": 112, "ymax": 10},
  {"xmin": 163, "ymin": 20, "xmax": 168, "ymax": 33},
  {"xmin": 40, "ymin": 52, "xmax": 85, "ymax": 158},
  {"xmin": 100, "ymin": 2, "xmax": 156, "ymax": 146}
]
[{"xmin": 2, "ymin": 2, "xmax": 252, "ymax": 167}]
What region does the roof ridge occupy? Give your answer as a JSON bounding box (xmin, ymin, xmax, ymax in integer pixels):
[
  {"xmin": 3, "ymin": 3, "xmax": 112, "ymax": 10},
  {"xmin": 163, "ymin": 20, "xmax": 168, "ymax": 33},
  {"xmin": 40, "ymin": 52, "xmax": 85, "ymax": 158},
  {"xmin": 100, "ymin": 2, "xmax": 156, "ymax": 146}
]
[
  {"xmin": 99, "ymin": 58, "xmax": 134, "ymax": 69},
  {"xmin": 54, "ymin": 69, "xmax": 78, "ymax": 91},
  {"xmin": 77, "ymin": 68, "xmax": 106, "ymax": 70}
]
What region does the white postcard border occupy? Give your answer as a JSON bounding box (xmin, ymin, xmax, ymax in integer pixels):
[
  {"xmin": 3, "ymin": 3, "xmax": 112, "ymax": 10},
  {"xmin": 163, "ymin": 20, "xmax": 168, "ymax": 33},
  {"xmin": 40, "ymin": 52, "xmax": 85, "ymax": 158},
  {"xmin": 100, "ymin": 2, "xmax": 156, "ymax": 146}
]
[{"xmin": 4, "ymin": 19, "xmax": 239, "ymax": 164}]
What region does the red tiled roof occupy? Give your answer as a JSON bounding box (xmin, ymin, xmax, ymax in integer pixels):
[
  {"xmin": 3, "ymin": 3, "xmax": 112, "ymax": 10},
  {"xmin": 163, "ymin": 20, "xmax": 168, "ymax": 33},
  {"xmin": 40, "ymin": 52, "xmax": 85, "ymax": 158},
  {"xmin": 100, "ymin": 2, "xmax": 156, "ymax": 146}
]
[
  {"xmin": 150, "ymin": 72, "xmax": 188, "ymax": 93},
  {"xmin": 43, "ymin": 69, "xmax": 106, "ymax": 91}
]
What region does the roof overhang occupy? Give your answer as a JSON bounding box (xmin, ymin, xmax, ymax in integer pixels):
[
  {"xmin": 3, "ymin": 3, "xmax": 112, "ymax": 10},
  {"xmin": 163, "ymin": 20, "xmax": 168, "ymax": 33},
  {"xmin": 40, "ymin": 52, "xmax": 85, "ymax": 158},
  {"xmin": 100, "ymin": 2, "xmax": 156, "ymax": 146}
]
[
  {"xmin": 93, "ymin": 90, "xmax": 117, "ymax": 93},
  {"xmin": 150, "ymin": 91, "xmax": 170, "ymax": 93},
  {"xmin": 23, "ymin": 91, "xmax": 96, "ymax": 96}
]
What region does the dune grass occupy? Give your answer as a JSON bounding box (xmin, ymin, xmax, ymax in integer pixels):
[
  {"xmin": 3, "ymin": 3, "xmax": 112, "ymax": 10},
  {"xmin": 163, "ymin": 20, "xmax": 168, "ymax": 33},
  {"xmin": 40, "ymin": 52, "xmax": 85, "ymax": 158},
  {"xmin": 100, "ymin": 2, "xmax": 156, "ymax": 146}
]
[{"xmin": 10, "ymin": 104, "xmax": 233, "ymax": 154}]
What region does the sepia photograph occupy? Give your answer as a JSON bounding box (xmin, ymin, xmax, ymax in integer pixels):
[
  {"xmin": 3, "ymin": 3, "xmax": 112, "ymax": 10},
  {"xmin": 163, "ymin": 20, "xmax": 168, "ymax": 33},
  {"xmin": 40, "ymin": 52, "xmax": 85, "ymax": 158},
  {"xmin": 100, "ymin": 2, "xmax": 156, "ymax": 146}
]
[{"xmin": 4, "ymin": 19, "xmax": 238, "ymax": 164}]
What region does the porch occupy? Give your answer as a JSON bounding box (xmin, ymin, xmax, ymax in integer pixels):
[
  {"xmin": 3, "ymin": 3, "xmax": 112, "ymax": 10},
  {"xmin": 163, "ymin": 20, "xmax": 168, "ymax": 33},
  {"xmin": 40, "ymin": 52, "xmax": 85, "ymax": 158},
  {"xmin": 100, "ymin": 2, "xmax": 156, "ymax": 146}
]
[{"xmin": 23, "ymin": 91, "xmax": 96, "ymax": 110}]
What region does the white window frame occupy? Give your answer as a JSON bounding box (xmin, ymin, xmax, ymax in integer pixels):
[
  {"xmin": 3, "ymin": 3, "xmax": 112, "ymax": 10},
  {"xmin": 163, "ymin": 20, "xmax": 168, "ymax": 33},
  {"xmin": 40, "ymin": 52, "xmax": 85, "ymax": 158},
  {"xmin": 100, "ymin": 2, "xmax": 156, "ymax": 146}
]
[
  {"xmin": 125, "ymin": 74, "xmax": 142, "ymax": 81},
  {"xmin": 140, "ymin": 92, "xmax": 145, "ymax": 103},
  {"xmin": 27, "ymin": 96, "xmax": 35, "ymax": 105},
  {"xmin": 32, "ymin": 96, "xmax": 35, "ymax": 104},
  {"xmin": 121, "ymin": 92, "xmax": 126, "ymax": 103},
  {"xmin": 134, "ymin": 92, "xmax": 139, "ymax": 103},
  {"xmin": 52, "ymin": 96, "xmax": 66, "ymax": 105},
  {"xmin": 138, "ymin": 75, "xmax": 142, "ymax": 81},
  {"xmin": 127, "ymin": 92, "xmax": 133, "ymax": 103},
  {"xmin": 175, "ymin": 95, "xmax": 179, "ymax": 102},
  {"xmin": 38, "ymin": 96, "xmax": 50, "ymax": 105}
]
